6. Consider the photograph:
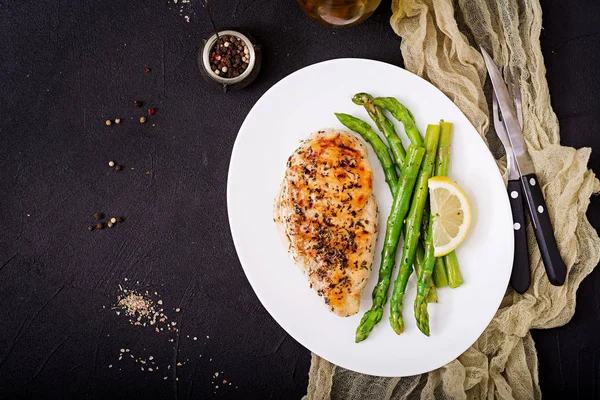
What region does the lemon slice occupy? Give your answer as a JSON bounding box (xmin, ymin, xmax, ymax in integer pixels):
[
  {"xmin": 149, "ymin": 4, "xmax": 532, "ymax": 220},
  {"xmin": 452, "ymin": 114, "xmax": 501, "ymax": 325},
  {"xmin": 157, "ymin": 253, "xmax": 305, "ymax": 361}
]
[{"xmin": 428, "ymin": 176, "xmax": 472, "ymax": 257}]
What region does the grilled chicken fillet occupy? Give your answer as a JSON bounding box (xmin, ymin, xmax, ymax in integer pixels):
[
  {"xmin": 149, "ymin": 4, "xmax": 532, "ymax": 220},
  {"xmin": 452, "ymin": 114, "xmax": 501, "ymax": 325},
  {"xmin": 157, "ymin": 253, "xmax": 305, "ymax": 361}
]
[{"xmin": 274, "ymin": 129, "xmax": 378, "ymax": 317}]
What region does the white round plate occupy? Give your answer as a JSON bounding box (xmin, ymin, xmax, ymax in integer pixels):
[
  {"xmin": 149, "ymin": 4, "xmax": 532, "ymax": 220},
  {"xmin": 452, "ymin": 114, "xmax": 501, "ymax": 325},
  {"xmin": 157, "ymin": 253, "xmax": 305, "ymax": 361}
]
[{"xmin": 227, "ymin": 59, "xmax": 513, "ymax": 377}]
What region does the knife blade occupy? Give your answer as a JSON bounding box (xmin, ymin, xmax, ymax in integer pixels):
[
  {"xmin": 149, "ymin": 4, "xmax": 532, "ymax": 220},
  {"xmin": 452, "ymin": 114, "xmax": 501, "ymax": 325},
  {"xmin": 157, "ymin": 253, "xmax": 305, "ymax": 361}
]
[
  {"xmin": 481, "ymin": 48, "xmax": 535, "ymax": 177},
  {"xmin": 481, "ymin": 47, "xmax": 567, "ymax": 286}
]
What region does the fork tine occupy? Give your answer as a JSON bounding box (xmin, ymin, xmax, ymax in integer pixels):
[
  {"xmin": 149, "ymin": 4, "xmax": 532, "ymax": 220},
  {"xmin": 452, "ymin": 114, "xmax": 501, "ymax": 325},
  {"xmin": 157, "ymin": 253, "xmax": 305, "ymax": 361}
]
[
  {"xmin": 491, "ymin": 90, "xmax": 505, "ymax": 136},
  {"xmin": 512, "ymin": 67, "xmax": 524, "ymax": 129},
  {"xmin": 492, "ymin": 90, "xmax": 499, "ymax": 122},
  {"xmin": 503, "ymin": 67, "xmax": 514, "ymax": 102}
]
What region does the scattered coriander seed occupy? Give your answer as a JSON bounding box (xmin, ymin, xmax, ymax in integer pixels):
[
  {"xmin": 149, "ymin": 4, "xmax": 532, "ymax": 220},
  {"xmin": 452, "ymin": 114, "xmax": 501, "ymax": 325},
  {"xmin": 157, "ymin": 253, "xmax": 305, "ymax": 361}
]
[
  {"xmin": 221, "ymin": 66, "xmax": 228, "ymax": 73},
  {"xmin": 139, "ymin": 116, "xmax": 146, "ymax": 123},
  {"xmin": 214, "ymin": 69, "xmax": 220, "ymax": 75},
  {"xmin": 88, "ymin": 225, "xmax": 94, "ymax": 231},
  {"xmin": 110, "ymin": 217, "xmax": 117, "ymax": 224},
  {"xmin": 135, "ymin": 100, "xmax": 143, "ymax": 108},
  {"xmin": 115, "ymin": 118, "xmax": 121, "ymax": 124},
  {"xmin": 107, "ymin": 221, "xmax": 114, "ymax": 228},
  {"xmin": 96, "ymin": 222, "xmax": 104, "ymax": 230},
  {"xmin": 108, "ymin": 161, "xmax": 115, "ymax": 167},
  {"xmin": 105, "ymin": 119, "xmax": 112, "ymax": 126},
  {"xmin": 115, "ymin": 165, "xmax": 122, "ymax": 171},
  {"xmin": 94, "ymin": 213, "xmax": 103, "ymax": 220},
  {"xmin": 148, "ymin": 108, "xmax": 156, "ymax": 116}
]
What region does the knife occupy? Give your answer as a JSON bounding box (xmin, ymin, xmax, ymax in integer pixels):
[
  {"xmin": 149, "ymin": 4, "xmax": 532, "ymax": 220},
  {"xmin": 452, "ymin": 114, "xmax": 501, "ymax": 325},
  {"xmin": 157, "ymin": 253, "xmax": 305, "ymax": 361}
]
[
  {"xmin": 481, "ymin": 47, "xmax": 567, "ymax": 286},
  {"xmin": 492, "ymin": 91, "xmax": 531, "ymax": 293}
]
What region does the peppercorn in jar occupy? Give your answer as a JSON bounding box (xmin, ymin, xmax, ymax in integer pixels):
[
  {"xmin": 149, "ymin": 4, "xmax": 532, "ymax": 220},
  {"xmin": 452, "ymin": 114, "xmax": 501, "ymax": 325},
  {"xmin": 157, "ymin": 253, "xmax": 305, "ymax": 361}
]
[{"xmin": 209, "ymin": 34, "xmax": 251, "ymax": 79}]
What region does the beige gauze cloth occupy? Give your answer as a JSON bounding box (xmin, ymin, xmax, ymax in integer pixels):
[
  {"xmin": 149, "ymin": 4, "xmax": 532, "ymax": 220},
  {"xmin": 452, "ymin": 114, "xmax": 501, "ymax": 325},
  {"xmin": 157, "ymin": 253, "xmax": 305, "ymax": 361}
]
[{"xmin": 305, "ymin": 0, "xmax": 600, "ymax": 399}]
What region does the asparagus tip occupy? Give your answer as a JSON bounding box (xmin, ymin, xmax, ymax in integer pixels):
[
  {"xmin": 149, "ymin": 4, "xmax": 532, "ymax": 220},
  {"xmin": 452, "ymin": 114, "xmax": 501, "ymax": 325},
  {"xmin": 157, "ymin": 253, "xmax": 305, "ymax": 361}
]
[
  {"xmin": 389, "ymin": 315, "xmax": 404, "ymax": 335},
  {"xmin": 351, "ymin": 92, "xmax": 372, "ymax": 106}
]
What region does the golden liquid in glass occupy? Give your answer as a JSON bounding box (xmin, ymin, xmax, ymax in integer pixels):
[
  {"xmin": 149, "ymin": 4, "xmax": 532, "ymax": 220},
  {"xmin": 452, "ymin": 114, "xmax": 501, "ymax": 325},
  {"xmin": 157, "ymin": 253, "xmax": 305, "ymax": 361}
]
[{"xmin": 298, "ymin": 0, "xmax": 382, "ymax": 27}]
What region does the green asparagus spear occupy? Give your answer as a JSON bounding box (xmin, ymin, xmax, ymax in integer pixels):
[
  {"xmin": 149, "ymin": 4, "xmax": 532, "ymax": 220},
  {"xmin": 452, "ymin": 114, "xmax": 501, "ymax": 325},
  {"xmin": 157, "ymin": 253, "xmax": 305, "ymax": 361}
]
[
  {"xmin": 335, "ymin": 113, "xmax": 399, "ymax": 196},
  {"xmin": 444, "ymin": 252, "xmax": 463, "ymax": 288},
  {"xmin": 415, "ymin": 121, "xmax": 463, "ymax": 335},
  {"xmin": 372, "ymin": 97, "xmax": 424, "ymax": 147},
  {"xmin": 414, "ymin": 242, "xmax": 438, "ymax": 303},
  {"xmin": 389, "ymin": 124, "xmax": 440, "ymax": 334},
  {"xmin": 422, "ymin": 205, "xmax": 448, "ymax": 288},
  {"xmin": 433, "ymin": 258, "xmax": 449, "ymax": 288},
  {"xmin": 414, "ymin": 213, "xmax": 436, "ymax": 335},
  {"xmin": 355, "ymin": 145, "xmax": 426, "ymax": 343},
  {"xmin": 436, "ymin": 121, "xmax": 463, "ymax": 288},
  {"xmin": 352, "ymin": 93, "xmax": 406, "ymax": 167}
]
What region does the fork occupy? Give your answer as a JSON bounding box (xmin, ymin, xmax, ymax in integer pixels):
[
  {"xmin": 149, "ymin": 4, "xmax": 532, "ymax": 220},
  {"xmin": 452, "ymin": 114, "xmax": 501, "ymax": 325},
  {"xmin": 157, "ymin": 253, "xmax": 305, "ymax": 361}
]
[{"xmin": 492, "ymin": 67, "xmax": 531, "ymax": 294}]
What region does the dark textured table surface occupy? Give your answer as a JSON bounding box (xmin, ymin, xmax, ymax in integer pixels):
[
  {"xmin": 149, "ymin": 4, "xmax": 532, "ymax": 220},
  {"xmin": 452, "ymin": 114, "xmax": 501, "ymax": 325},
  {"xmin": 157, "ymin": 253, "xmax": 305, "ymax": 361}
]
[{"xmin": 1, "ymin": 1, "xmax": 598, "ymax": 399}]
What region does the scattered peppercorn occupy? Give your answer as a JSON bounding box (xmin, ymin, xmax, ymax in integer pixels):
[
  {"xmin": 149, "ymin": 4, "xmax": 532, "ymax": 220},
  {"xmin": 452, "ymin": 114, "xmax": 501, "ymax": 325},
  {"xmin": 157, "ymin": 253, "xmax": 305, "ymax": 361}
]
[
  {"xmin": 209, "ymin": 35, "xmax": 250, "ymax": 79},
  {"xmin": 109, "ymin": 161, "xmax": 115, "ymax": 167},
  {"xmin": 115, "ymin": 118, "xmax": 121, "ymax": 124},
  {"xmin": 105, "ymin": 119, "xmax": 112, "ymax": 126},
  {"xmin": 135, "ymin": 100, "xmax": 143, "ymax": 108},
  {"xmin": 115, "ymin": 165, "xmax": 122, "ymax": 171},
  {"xmin": 96, "ymin": 223, "xmax": 104, "ymax": 230},
  {"xmin": 116, "ymin": 217, "xmax": 123, "ymax": 223},
  {"xmin": 148, "ymin": 108, "xmax": 156, "ymax": 116},
  {"xmin": 145, "ymin": 67, "xmax": 151, "ymax": 73},
  {"xmin": 140, "ymin": 116, "xmax": 146, "ymax": 124},
  {"xmin": 94, "ymin": 213, "xmax": 104, "ymax": 220},
  {"xmin": 88, "ymin": 225, "xmax": 94, "ymax": 231},
  {"xmin": 110, "ymin": 217, "xmax": 117, "ymax": 224}
]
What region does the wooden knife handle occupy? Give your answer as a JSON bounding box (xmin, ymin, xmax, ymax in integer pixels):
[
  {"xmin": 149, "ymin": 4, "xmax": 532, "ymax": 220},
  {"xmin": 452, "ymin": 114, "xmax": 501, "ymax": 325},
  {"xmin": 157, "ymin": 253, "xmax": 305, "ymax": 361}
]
[
  {"xmin": 521, "ymin": 173, "xmax": 567, "ymax": 286},
  {"xmin": 507, "ymin": 180, "xmax": 531, "ymax": 293}
]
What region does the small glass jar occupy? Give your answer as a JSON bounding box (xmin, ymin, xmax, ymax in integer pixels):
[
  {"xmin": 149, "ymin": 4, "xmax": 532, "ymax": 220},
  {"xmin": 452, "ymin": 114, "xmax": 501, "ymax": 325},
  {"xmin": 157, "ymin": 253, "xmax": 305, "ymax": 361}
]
[
  {"xmin": 198, "ymin": 30, "xmax": 262, "ymax": 92},
  {"xmin": 297, "ymin": 0, "xmax": 382, "ymax": 27}
]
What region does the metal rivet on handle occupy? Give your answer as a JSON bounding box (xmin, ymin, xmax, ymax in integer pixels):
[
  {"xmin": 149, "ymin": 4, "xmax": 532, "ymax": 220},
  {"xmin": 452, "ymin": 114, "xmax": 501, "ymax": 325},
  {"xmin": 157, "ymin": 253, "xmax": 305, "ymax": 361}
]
[
  {"xmin": 514, "ymin": 223, "xmax": 521, "ymax": 230},
  {"xmin": 530, "ymin": 178, "xmax": 536, "ymax": 186},
  {"xmin": 511, "ymin": 191, "xmax": 518, "ymax": 199},
  {"xmin": 538, "ymin": 205, "xmax": 544, "ymax": 213}
]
